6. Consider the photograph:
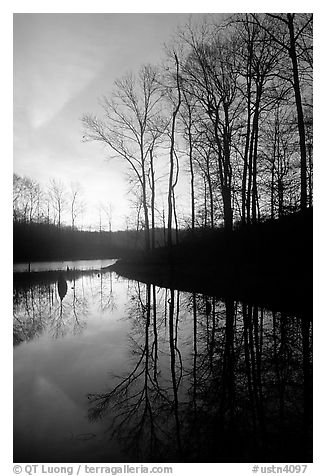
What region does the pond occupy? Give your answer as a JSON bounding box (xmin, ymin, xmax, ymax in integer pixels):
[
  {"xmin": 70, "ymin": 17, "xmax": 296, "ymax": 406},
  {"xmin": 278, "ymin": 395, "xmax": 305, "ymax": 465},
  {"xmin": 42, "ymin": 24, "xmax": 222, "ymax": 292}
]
[
  {"xmin": 13, "ymin": 260, "xmax": 312, "ymax": 463},
  {"xmin": 13, "ymin": 258, "xmax": 117, "ymax": 273}
]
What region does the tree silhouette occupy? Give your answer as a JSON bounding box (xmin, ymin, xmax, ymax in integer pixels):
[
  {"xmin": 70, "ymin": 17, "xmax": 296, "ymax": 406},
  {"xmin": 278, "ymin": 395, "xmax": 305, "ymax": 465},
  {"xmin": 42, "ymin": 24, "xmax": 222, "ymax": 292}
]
[{"xmin": 82, "ymin": 65, "xmax": 165, "ymax": 251}]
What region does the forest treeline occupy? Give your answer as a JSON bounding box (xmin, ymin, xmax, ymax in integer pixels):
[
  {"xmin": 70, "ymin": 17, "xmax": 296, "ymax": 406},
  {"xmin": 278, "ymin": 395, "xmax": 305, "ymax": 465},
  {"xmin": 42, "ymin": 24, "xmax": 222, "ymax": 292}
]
[
  {"xmin": 13, "ymin": 220, "xmax": 183, "ymax": 262},
  {"xmin": 14, "ymin": 174, "xmax": 93, "ymax": 230},
  {"xmin": 14, "ymin": 14, "xmax": 312, "ymax": 262},
  {"xmin": 13, "ymin": 221, "xmax": 164, "ymax": 262},
  {"xmin": 82, "ymin": 13, "xmax": 312, "ymax": 251}
]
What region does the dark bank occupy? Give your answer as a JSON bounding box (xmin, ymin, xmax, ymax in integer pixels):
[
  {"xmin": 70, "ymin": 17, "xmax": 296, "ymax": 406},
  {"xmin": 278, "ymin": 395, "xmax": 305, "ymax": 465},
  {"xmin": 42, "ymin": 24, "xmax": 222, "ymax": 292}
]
[
  {"xmin": 14, "ymin": 209, "xmax": 312, "ymax": 316},
  {"xmin": 111, "ymin": 209, "xmax": 312, "ymax": 317}
]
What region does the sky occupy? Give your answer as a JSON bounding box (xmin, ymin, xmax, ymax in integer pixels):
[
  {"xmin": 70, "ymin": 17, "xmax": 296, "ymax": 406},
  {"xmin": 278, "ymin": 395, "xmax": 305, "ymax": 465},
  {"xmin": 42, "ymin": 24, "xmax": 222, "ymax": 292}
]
[{"xmin": 13, "ymin": 13, "xmax": 209, "ymax": 230}]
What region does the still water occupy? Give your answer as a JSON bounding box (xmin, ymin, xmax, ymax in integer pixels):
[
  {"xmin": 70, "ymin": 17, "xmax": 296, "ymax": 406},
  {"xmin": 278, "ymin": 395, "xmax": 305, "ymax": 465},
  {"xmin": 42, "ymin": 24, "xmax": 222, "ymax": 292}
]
[
  {"xmin": 13, "ymin": 260, "xmax": 312, "ymax": 463},
  {"xmin": 13, "ymin": 258, "xmax": 117, "ymax": 273}
]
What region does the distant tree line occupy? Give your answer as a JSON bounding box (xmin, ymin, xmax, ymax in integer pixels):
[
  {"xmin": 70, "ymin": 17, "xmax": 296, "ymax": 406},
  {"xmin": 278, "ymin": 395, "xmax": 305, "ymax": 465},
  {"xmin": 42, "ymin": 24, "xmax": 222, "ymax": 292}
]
[
  {"xmin": 82, "ymin": 13, "xmax": 312, "ymax": 251},
  {"xmin": 12, "ymin": 171, "xmax": 188, "ymax": 261},
  {"xmin": 13, "ymin": 174, "xmax": 120, "ymax": 261},
  {"xmin": 13, "ymin": 220, "xmax": 184, "ymax": 262},
  {"xmin": 13, "ymin": 220, "xmax": 127, "ymax": 262},
  {"xmin": 13, "ymin": 174, "xmax": 87, "ymax": 229}
]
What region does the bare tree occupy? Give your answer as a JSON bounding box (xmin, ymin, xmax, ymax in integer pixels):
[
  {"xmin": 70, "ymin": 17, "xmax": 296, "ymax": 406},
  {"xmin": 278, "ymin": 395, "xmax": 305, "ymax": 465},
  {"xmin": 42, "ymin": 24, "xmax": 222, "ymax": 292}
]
[
  {"xmin": 13, "ymin": 174, "xmax": 26, "ymax": 222},
  {"xmin": 260, "ymin": 101, "xmax": 300, "ymax": 218},
  {"xmin": 179, "ymin": 24, "xmax": 243, "ymax": 231},
  {"xmin": 49, "ymin": 178, "xmax": 67, "ymax": 228},
  {"xmin": 69, "ymin": 181, "xmax": 84, "ymax": 229},
  {"xmin": 251, "ymin": 13, "xmax": 313, "ymax": 211},
  {"xmin": 100, "ymin": 202, "xmax": 114, "ymax": 233},
  {"xmin": 82, "ymin": 64, "xmax": 164, "ymax": 251},
  {"xmin": 13, "ymin": 174, "xmax": 42, "ymax": 223},
  {"xmin": 42, "ymin": 191, "xmax": 53, "ymax": 225},
  {"xmin": 179, "ymin": 89, "xmax": 200, "ymax": 231},
  {"xmin": 164, "ymin": 53, "xmax": 182, "ymax": 249},
  {"xmin": 193, "ymin": 141, "xmax": 217, "ymax": 228},
  {"xmin": 234, "ymin": 14, "xmax": 283, "ymax": 223}
]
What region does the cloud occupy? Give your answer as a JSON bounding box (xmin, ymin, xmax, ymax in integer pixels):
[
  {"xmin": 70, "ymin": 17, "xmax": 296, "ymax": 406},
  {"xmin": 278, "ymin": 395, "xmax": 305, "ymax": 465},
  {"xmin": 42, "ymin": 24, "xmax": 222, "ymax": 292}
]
[
  {"xmin": 14, "ymin": 16, "xmax": 111, "ymax": 129},
  {"xmin": 13, "ymin": 13, "xmax": 198, "ymax": 228}
]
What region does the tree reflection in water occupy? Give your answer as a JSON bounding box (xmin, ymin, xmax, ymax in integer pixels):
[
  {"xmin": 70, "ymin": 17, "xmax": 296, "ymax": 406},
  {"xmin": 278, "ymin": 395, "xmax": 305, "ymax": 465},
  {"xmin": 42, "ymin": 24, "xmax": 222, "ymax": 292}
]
[
  {"xmin": 13, "ymin": 270, "xmax": 116, "ymax": 343},
  {"xmin": 88, "ymin": 283, "xmax": 312, "ymax": 463},
  {"xmin": 13, "ymin": 272, "xmax": 312, "ymax": 462},
  {"xmin": 13, "ymin": 270, "xmax": 97, "ymax": 343},
  {"xmin": 88, "ymin": 284, "xmax": 177, "ymax": 461}
]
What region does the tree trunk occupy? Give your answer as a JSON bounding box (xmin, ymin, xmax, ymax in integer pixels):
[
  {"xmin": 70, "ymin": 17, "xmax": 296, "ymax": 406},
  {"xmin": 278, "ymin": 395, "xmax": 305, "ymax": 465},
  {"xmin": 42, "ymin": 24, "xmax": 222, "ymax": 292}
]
[
  {"xmin": 242, "ymin": 88, "xmax": 251, "ymax": 224},
  {"xmin": 287, "ymin": 13, "xmax": 307, "ymax": 211},
  {"xmin": 167, "ymin": 54, "xmax": 182, "ymax": 250},
  {"xmin": 251, "ymin": 114, "xmax": 259, "ymax": 223},
  {"xmin": 250, "ymin": 83, "xmax": 262, "ymax": 223},
  {"xmin": 149, "ymin": 147, "xmax": 156, "ymax": 250},
  {"xmin": 206, "ymin": 169, "xmax": 214, "ymax": 228},
  {"xmin": 271, "ymin": 160, "xmax": 275, "ymax": 219},
  {"xmin": 223, "ymin": 119, "xmax": 233, "ymax": 231},
  {"xmin": 242, "ymin": 36, "xmax": 254, "ymax": 224},
  {"xmin": 203, "ymin": 178, "xmax": 208, "ymax": 228},
  {"xmin": 223, "ymin": 185, "xmax": 233, "ymax": 232},
  {"xmin": 188, "ymin": 128, "xmax": 195, "ymax": 231},
  {"xmin": 172, "ymin": 189, "xmax": 179, "ymax": 246},
  {"xmin": 141, "ymin": 137, "xmax": 150, "ymax": 251},
  {"xmin": 308, "ymin": 144, "xmax": 313, "ymax": 207}
]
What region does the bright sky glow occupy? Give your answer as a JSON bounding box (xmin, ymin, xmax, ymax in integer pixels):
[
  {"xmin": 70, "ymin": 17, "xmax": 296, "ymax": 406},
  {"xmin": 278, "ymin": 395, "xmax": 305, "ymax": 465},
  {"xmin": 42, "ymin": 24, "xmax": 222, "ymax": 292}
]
[{"xmin": 14, "ymin": 13, "xmax": 207, "ymax": 230}]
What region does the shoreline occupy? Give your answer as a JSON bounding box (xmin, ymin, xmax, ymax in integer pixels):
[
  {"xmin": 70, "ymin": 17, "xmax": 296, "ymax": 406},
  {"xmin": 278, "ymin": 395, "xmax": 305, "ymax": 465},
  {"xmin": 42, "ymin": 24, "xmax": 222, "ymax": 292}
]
[{"xmin": 111, "ymin": 260, "xmax": 312, "ymax": 319}]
